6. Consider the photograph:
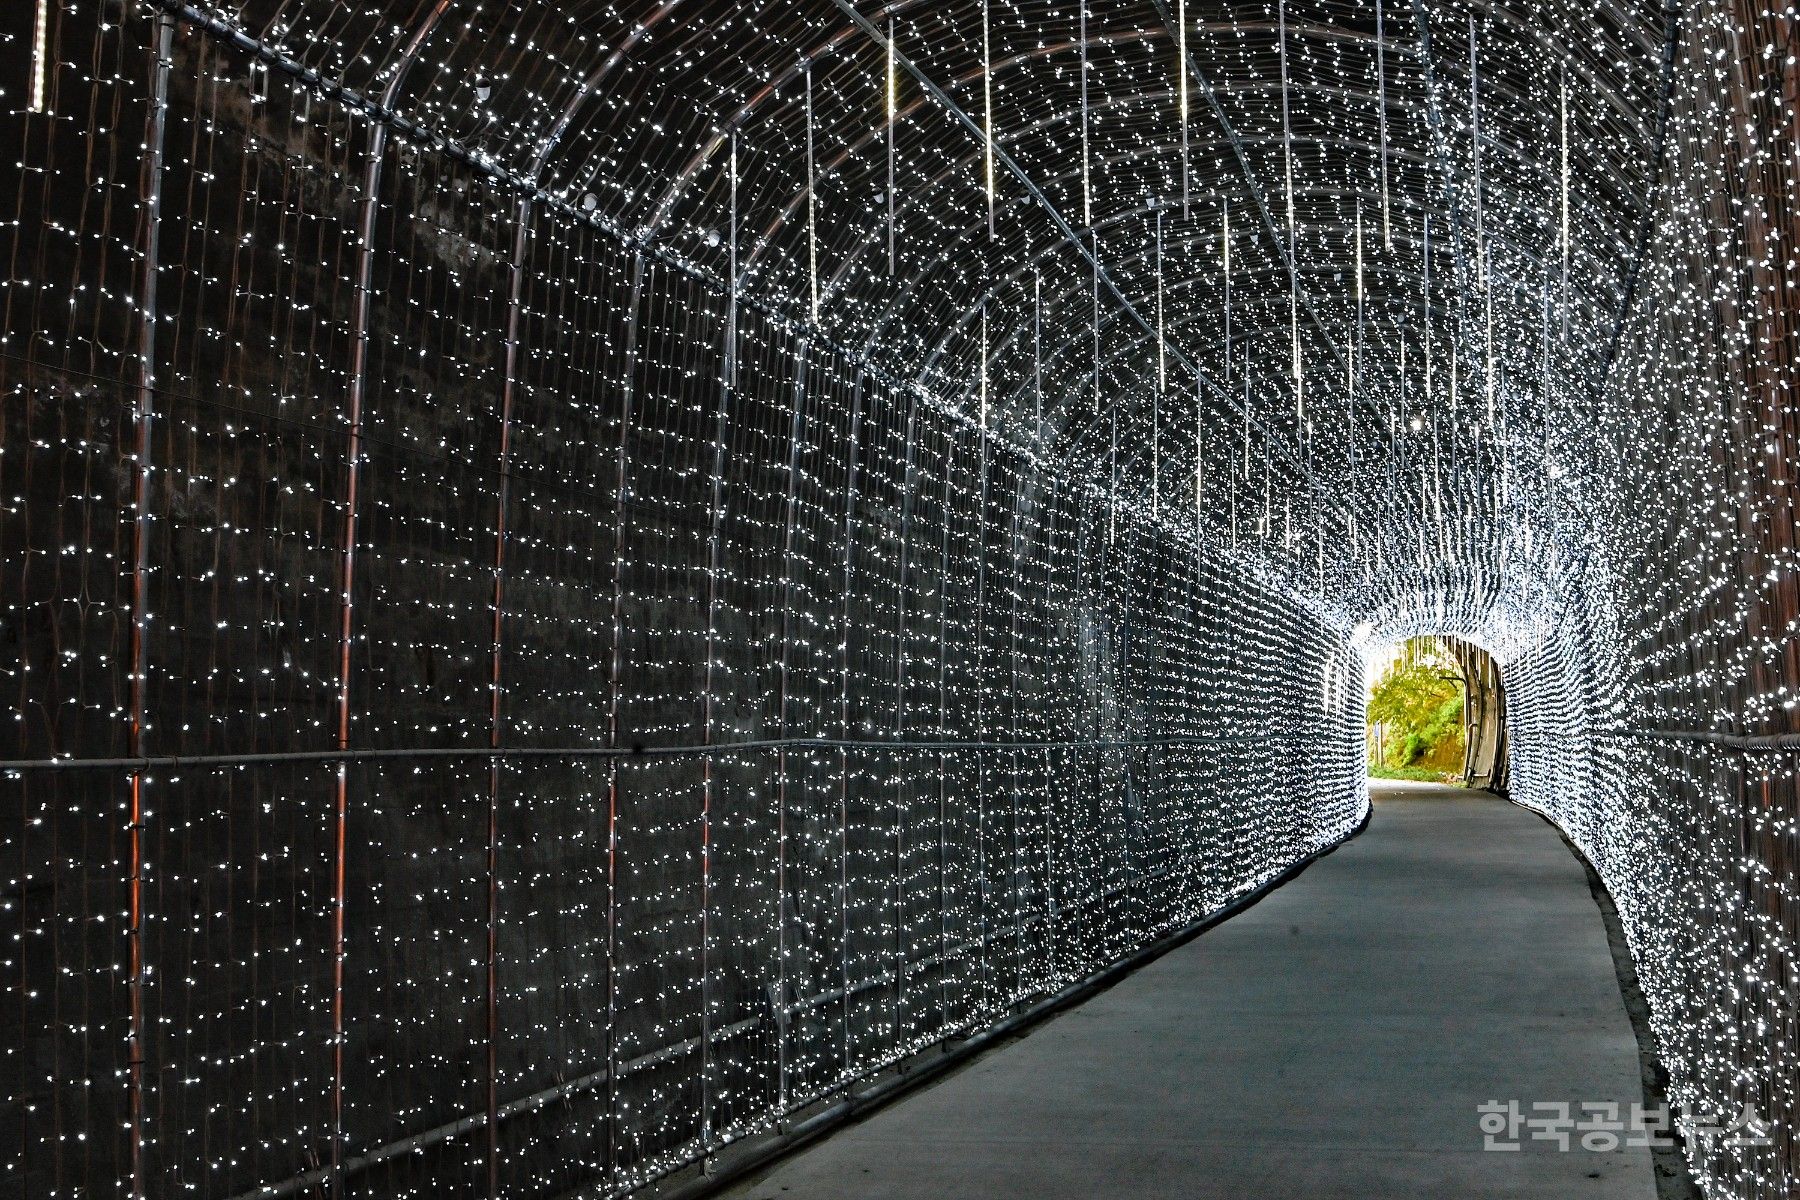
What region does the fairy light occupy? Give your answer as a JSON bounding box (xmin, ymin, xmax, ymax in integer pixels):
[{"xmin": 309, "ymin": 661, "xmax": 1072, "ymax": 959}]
[
  {"xmin": 1278, "ymin": 0, "xmax": 1301, "ymax": 425},
  {"xmin": 1156, "ymin": 205, "xmax": 1167, "ymax": 394},
  {"xmin": 1354, "ymin": 200, "xmax": 1364, "ymax": 395},
  {"xmin": 1560, "ymin": 60, "xmax": 1571, "ymax": 330},
  {"xmin": 1176, "ymin": 0, "xmax": 1190, "ymax": 216},
  {"xmin": 979, "ymin": 298, "xmax": 989, "ymax": 427},
  {"xmin": 1291, "ymin": 285, "xmax": 1303, "ymax": 422},
  {"xmin": 1469, "ymin": 14, "xmax": 1485, "ymax": 291},
  {"xmin": 1223, "ymin": 199, "xmax": 1232, "ymax": 382},
  {"xmin": 4, "ymin": 5, "xmax": 1794, "ymax": 1200},
  {"xmin": 1079, "ymin": 0, "xmax": 1091, "ymax": 228},
  {"xmin": 805, "ymin": 62, "xmax": 819, "ymax": 323},
  {"xmin": 1195, "ymin": 371, "xmax": 1206, "ymax": 547},
  {"xmin": 887, "ymin": 15, "xmax": 897, "ymax": 274},
  {"xmin": 1376, "ymin": 0, "xmax": 1391, "ymax": 248},
  {"xmin": 1154, "ymin": 206, "xmax": 1164, "ymax": 517},
  {"xmin": 1423, "ymin": 214, "xmax": 1432, "ymax": 401},
  {"xmin": 982, "ymin": 0, "xmax": 995, "ymax": 235},
  {"xmin": 28, "ymin": 0, "xmax": 51, "ymax": 113},
  {"xmin": 1033, "ymin": 267, "xmax": 1042, "ymax": 428},
  {"xmin": 1279, "ymin": 0, "xmax": 1295, "ymax": 238},
  {"xmin": 1484, "ymin": 243, "xmax": 1496, "ymax": 422}
]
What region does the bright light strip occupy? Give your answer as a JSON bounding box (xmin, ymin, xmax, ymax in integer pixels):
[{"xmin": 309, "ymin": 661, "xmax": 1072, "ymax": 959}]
[{"xmin": 29, "ymin": 0, "xmax": 50, "ymax": 113}]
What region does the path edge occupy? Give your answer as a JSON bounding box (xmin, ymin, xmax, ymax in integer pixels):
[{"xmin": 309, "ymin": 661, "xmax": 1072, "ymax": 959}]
[
  {"xmin": 1505, "ymin": 793, "xmax": 1704, "ymax": 1200},
  {"xmin": 627, "ymin": 802, "xmax": 1376, "ymax": 1200}
]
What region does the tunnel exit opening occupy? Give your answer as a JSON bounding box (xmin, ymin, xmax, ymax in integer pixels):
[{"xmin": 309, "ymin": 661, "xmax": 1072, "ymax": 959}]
[{"xmin": 1364, "ymin": 636, "xmax": 1509, "ymax": 792}]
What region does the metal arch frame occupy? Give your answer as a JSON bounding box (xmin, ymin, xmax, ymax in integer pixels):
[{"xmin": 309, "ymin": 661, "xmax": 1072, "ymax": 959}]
[
  {"xmin": 330, "ymin": 7, "xmax": 455, "ymax": 1199},
  {"xmin": 759, "ymin": 4, "xmax": 1620, "ymax": 323},
  {"xmin": 904, "ymin": 223, "xmax": 1614, "ymax": 506},
  {"xmin": 723, "ymin": 4, "xmax": 1648, "ymax": 376},
  {"xmin": 637, "ymin": 11, "xmax": 894, "ymax": 241},
  {"xmin": 137, "ymin": 0, "xmax": 1087, "ymax": 492},
  {"xmin": 1004, "ymin": 268, "xmax": 1565, "ymax": 449},
  {"xmin": 709, "ymin": 38, "xmax": 1641, "ymax": 496},
  {"xmin": 843, "ymin": 101, "xmax": 1588, "ymax": 371},
  {"xmin": 794, "ymin": 80, "xmax": 1632, "ymax": 444},
  {"xmin": 1148, "ymin": 0, "xmax": 1351, "ymax": 388},
  {"xmin": 481, "ymin": 4, "xmax": 693, "ymax": 1188},
  {"xmin": 824, "ymin": 0, "xmax": 1317, "ymax": 488},
  {"xmin": 1024, "ymin": 299, "xmax": 1549, "ymax": 511},
  {"xmin": 207, "ymin": 0, "xmax": 1656, "ymax": 510},
  {"xmin": 511, "ymin": 0, "xmax": 1656, "ymax": 611},
  {"xmin": 251, "ymin": 0, "xmax": 1665, "ymax": 246},
  {"xmin": 1031, "ymin": 292, "xmax": 1580, "ymax": 559},
  {"xmin": 730, "ymin": 29, "xmax": 1177, "ymax": 282},
  {"xmin": 919, "ymin": 183, "xmax": 1617, "ymax": 442},
  {"xmin": 887, "ymin": 134, "xmax": 1566, "ymax": 360},
  {"xmin": 1134, "ymin": 5, "xmax": 1666, "ymax": 225}
]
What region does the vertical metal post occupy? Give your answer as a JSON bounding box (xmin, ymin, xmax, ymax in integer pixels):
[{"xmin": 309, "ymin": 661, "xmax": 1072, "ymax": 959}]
[
  {"xmin": 1041, "ymin": 479, "xmax": 1061, "ymax": 976},
  {"xmin": 330, "ymin": 12, "xmax": 449, "ymax": 1191},
  {"xmin": 775, "ymin": 335, "xmax": 811, "ymax": 1107},
  {"xmin": 1195, "ymin": 372, "xmax": 1205, "ymax": 554},
  {"xmin": 891, "ymin": 384, "xmax": 920, "ymax": 1051},
  {"xmin": 1007, "ymin": 453, "xmax": 1024, "ymax": 1000},
  {"xmin": 886, "ymin": 17, "xmax": 897, "ymax": 275},
  {"xmin": 974, "ymin": 348, "xmax": 991, "ymax": 1015},
  {"xmin": 935, "ymin": 422, "xmax": 954, "ymax": 1031},
  {"xmin": 1154, "ymin": 208, "xmax": 1164, "ymax": 518},
  {"xmin": 484, "ymin": 194, "xmax": 533, "ymax": 1199},
  {"xmin": 839, "ymin": 363, "xmax": 864, "ymax": 1077},
  {"xmin": 700, "ymin": 137, "xmax": 735, "ymax": 1151},
  {"xmin": 605, "ymin": 254, "xmax": 648, "ymax": 1183},
  {"xmin": 126, "ymin": 15, "xmax": 174, "ymax": 1199}
]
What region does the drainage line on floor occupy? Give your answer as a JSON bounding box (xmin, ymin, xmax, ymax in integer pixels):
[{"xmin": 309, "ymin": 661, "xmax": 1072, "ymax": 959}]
[{"xmin": 633, "ymin": 804, "xmax": 1374, "ymax": 1200}]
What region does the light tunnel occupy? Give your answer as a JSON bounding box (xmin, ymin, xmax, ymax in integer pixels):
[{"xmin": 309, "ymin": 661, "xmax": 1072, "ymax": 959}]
[{"xmin": 0, "ymin": 0, "xmax": 1794, "ymax": 1197}]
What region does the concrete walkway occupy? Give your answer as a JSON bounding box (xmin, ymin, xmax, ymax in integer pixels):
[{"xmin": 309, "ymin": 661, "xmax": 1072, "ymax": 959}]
[{"xmin": 720, "ymin": 783, "xmax": 1656, "ymax": 1199}]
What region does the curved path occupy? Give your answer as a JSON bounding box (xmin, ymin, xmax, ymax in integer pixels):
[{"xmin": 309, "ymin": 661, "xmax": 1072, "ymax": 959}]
[{"xmin": 717, "ymin": 783, "xmax": 1657, "ymax": 1199}]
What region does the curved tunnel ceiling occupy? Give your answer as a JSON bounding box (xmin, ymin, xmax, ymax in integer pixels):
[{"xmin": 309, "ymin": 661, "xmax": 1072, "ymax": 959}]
[{"xmin": 216, "ymin": 0, "xmax": 1674, "ymax": 622}]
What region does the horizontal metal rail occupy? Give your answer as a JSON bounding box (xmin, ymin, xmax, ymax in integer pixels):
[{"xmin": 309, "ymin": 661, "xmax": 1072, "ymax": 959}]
[
  {"xmin": 0, "ymin": 734, "xmax": 1264, "ymax": 774},
  {"xmin": 1592, "ymin": 729, "xmax": 1800, "ymax": 753}
]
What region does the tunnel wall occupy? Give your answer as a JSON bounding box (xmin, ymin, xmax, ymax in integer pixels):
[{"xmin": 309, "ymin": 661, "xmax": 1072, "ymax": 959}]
[
  {"xmin": 1489, "ymin": 4, "xmax": 1799, "ymax": 1195},
  {"xmin": 0, "ymin": 7, "xmax": 1365, "ymax": 1198}
]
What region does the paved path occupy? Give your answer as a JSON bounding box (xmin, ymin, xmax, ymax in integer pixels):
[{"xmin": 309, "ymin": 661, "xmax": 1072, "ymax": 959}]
[{"xmin": 719, "ymin": 783, "xmax": 1656, "ymax": 1199}]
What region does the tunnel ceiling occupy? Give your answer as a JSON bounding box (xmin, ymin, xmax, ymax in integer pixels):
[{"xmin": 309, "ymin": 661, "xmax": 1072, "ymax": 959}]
[{"xmin": 214, "ymin": 0, "xmax": 1673, "ymax": 618}]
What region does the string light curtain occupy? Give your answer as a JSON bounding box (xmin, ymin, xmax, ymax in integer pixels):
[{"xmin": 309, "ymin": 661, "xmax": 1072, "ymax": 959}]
[{"xmin": 0, "ymin": 2, "xmax": 1795, "ymax": 1200}]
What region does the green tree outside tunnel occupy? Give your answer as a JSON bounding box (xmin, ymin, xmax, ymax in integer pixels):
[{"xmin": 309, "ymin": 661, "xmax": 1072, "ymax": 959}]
[{"xmin": 1367, "ymin": 639, "xmax": 1466, "ymax": 781}]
